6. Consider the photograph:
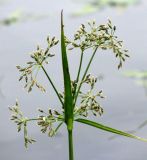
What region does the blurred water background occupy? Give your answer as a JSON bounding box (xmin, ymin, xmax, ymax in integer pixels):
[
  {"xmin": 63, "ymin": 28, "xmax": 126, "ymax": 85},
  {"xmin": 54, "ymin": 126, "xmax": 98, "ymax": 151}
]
[{"xmin": 0, "ymin": 0, "xmax": 147, "ymax": 160}]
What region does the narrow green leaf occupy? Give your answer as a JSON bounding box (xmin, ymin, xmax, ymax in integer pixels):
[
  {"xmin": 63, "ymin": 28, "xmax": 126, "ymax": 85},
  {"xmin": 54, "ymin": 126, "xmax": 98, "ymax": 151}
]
[
  {"xmin": 61, "ymin": 11, "xmax": 73, "ymax": 130},
  {"xmin": 75, "ymin": 118, "xmax": 147, "ymax": 142}
]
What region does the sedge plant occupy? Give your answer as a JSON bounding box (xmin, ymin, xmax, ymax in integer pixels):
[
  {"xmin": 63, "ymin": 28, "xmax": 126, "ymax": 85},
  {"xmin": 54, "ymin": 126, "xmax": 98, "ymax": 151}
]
[{"xmin": 10, "ymin": 11, "xmax": 147, "ymax": 160}]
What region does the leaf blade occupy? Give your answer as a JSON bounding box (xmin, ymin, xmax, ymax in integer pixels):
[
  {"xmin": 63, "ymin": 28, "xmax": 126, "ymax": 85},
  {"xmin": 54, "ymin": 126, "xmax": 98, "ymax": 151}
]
[
  {"xmin": 75, "ymin": 118, "xmax": 147, "ymax": 142},
  {"xmin": 61, "ymin": 11, "xmax": 73, "ymax": 130}
]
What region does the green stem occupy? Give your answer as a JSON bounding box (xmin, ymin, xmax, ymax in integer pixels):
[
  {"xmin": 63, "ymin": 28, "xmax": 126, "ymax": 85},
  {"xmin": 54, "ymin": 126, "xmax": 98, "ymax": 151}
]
[
  {"xmin": 76, "ymin": 51, "xmax": 84, "ymax": 83},
  {"xmin": 74, "ymin": 47, "xmax": 98, "ymax": 105},
  {"xmin": 26, "ymin": 118, "xmax": 39, "ymax": 122},
  {"xmin": 68, "ymin": 129, "xmax": 74, "ymax": 160},
  {"xmin": 55, "ymin": 122, "xmax": 64, "ymax": 133},
  {"xmin": 41, "ymin": 66, "xmax": 64, "ymax": 106},
  {"xmin": 73, "ymin": 51, "xmax": 84, "ymax": 99}
]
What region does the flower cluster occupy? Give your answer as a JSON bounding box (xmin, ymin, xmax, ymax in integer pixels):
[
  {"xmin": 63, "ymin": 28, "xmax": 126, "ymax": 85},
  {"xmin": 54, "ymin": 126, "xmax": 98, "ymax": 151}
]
[
  {"xmin": 74, "ymin": 74, "xmax": 104, "ymax": 118},
  {"xmin": 82, "ymin": 74, "xmax": 98, "ymax": 89},
  {"xmin": 16, "ymin": 36, "xmax": 59, "ymax": 92},
  {"xmin": 10, "ymin": 18, "xmax": 130, "ymax": 148},
  {"xmin": 37, "ymin": 108, "xmax": 63, "ymax": 137},
  {"xmin": 66, "ymin": 20, "xmax": 129, "ymax": 69},
  {"xmin": 74, "ymin": 90, "xmax": 104, "ymax": 118},
  {"xmin": 9, "ymin": 100, "xmax": 64, "ymax": 147},
  {"xmin": 9, "ymin": 100, "xmax": 36, "ymax": 148}
]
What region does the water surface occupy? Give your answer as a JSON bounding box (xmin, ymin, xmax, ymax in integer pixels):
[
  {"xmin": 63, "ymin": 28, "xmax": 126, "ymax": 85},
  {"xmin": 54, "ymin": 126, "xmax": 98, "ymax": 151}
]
[{"xmin": 0, "ymin": 0, "xmax": 147, "ymax": 160}]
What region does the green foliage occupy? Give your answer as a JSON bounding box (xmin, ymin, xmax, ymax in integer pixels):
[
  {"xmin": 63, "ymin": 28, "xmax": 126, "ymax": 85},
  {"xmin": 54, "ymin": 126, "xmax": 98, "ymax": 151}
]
[
  {"xmin": 61, "ymin": 11, "xmax": 74, "ymax": 130},
  {"xmin": 76, "ymin": 118, "xmax": 147, "ymax": 142},
  {"xmin": 9, "ymin": 11, "xmax": 147, "ymax": 160}
]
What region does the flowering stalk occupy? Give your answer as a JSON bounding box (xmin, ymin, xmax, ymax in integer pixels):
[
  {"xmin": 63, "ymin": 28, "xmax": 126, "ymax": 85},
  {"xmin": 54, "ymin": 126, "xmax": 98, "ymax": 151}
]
[{"xmin": 9, "ymin": 11, "xmax": 147, "ymax": 160}]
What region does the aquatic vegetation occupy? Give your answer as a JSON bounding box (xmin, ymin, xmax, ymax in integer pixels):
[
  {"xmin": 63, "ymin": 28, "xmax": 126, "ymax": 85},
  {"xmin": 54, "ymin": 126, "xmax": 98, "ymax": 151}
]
[
  {"xmin": 109, "ymin": 70, "xmax": 147, "ymax": 140},
  {"xmin": 10, "ymin": 11, "xmax": 147, "ymax": 160},
  {"xmin": 72, "ymin": 0, "xmax": 141, "ymax": 16},
  {"xmin": 0, "ymin": 9, "xmax": 47, "ymax": 26},
  {"xmin": 121, "ymin": 70, "xmax": 147, "ymax": 135},
  {"xmin": 124, "ymin": 70, "xmax": 147, "ymax": 94}
]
